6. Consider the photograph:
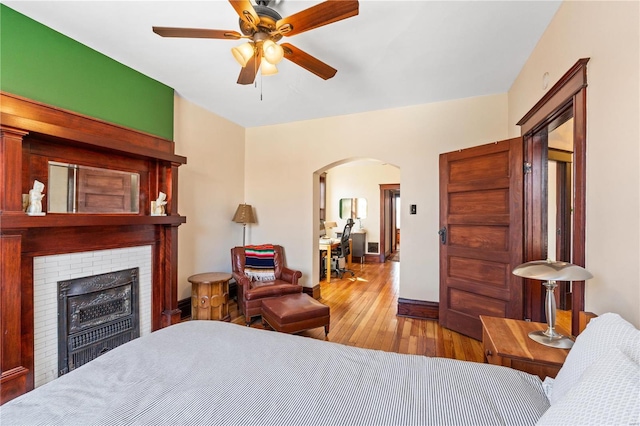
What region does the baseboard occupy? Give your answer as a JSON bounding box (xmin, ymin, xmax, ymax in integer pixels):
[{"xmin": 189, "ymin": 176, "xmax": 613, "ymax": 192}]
[
  {"xmin": 177, "ymin": 297, "xmax": 191, "ymax": 320},
  {"xmin": 397, "ymin": 298, "xmax": 439, "ymax": 320},
  {"xmin": 364, "ymin": 254, "xmax": 382, "ymax": 263},
  {"xmin": 303, "ymin": 284, "xmax": 321, "ymax": 299}
]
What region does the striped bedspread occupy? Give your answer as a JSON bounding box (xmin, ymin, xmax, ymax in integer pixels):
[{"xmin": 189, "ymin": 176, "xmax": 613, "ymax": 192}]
[{"xmin": 0, "ymin": 321, "xmax": 549, "ymax": 425}]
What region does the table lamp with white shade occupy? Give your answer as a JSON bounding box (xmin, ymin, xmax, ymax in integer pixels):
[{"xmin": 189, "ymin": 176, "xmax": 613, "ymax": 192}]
[{"xmin": 512, "ymin": 259, "xmax": 593, "ymax": 349}]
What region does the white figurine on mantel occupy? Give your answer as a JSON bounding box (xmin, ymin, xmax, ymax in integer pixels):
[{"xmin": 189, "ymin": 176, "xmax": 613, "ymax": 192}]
[
  {"xmin": 26, "ymin": 180, "xmax": 46, "ymax": 216},
  {"xmin": 151, "ymin": 192, "xmax": 167, "ymax": 216}
]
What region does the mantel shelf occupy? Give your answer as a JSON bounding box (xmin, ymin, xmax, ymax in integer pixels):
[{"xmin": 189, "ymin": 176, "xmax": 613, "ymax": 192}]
[{"xmin": 0, "ymin": 213, "xmax": 186, "ymax": 229}]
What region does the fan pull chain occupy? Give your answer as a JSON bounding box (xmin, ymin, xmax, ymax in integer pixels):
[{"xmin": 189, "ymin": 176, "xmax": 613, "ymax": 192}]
[
  {"xmin": 256, "ymin": 57, "xmax": 262, "ymax": 101},
  {"xmin": 253, "ymin": 50, "xmax": 262, "ymax": 101}
]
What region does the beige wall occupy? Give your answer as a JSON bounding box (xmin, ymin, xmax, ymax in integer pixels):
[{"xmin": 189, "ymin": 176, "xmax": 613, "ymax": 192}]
[
  {"xmin": 172, "ymin": 0, "xmax": 639, "ymax": 328},
  {"xmin": 326, "ymin": 162, "xmax": 401, "ymax": 248},
  {"xmin": 508, "ymin": 1, "xmax": 640, "ymax": 327},
  {"xmin": 244, "ymin": 94, "xmax": 509, "ymax": 301},
  {"xmin": 174, "ymin": 94, "xmax": 246, "ymax": 300}
]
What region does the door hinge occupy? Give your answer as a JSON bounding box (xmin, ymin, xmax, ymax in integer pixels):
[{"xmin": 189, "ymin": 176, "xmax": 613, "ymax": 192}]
[{"xmin": 524, "ymin": 162, "xmax": 532, "ymax": 174}]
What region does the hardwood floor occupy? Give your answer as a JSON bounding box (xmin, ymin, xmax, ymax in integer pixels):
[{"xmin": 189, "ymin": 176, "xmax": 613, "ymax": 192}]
[{"xmin": 229, "ymin": 260, "xmax": 486, "ymax": 364}]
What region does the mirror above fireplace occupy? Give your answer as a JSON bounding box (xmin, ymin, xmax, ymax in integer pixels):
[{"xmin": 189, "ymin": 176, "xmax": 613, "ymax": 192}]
[{"xmin": 48, "ymin": 162, "xmax": 140, "ymax": 214}]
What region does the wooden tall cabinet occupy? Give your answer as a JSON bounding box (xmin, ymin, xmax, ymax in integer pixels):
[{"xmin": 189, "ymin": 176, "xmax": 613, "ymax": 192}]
[{"xmin": 0, "ymin": 92, "xmax": 186, "ymax": 403}]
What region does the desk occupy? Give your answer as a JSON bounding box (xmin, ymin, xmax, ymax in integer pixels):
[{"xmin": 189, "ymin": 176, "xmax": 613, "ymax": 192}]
[{"xmin": 319, "ymin": 239, "xmax": 352, "ymax": 283}]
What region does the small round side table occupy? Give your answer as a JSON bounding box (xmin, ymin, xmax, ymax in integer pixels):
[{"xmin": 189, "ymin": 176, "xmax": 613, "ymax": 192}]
[{"xmin": 188, "ymin": 272, "xmax": 232, "ymax": 321}]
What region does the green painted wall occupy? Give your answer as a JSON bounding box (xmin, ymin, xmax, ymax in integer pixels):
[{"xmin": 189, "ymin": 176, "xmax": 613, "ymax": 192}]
[{"xmin": 0, "ymin": 5, "xmax": 174, "ymax": 140}]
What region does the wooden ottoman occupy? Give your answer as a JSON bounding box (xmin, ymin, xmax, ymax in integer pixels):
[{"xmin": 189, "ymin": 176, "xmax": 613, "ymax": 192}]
[{"xmin": 261, "ymin": 293, "xmax": 330, "ymax": 336}]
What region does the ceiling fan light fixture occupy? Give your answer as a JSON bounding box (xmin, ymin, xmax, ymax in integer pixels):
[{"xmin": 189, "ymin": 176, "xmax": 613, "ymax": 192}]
[
  {"xmin": 231, "ymin": 42, "xmax": 255, "ymax": 67},
  {"xmin": 262, "ymin": 40, "xmax": 284, "ymax": 64},
  {"xmin": 154, "ymin": 0, "xmax": 360, "ymax": 84},
  {"xmin": 261, "ymin": 61, "xmax": 278, "ymax": 76}
]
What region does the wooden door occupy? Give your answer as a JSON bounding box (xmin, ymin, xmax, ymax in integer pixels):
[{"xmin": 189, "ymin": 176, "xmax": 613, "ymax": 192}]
[
  {"xmin": 383, "ymin": 189, "xmax": 392, "ymax": 259},
  {"xmin": 379, "ymin": 184, "xmax": 399, "ymax": 262},
  {"xmin": 391, "ymin": 193, "xmax": 398, "ymax": 252},
  {"xmin": 439, "ymin": 138, "xmax": 523, "ymax": 340}
]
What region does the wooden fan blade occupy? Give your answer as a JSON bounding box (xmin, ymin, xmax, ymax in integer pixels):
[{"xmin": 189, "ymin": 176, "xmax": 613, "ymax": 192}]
[
  {"xmin": 229, "ymin": 0, "xmax": 260, "ymax": 31},
  {"xmin": 237, "ymin": 53, "xmax": 261, "ymax": 85},
  {"xmin": 276, "ymin": 0, "xmax": 359, "ymax": 37},
  {"xmin": 153, "ymin": 27, "xmax": 242, "ymax": 40},
  {"xmin": 281, "ymin": 43, "xmax": 337, "ymax": 80}
]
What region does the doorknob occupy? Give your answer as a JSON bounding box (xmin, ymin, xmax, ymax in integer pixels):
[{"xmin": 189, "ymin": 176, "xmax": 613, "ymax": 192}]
[{"xmin": 438, "ymin": 227, "xmax": 447, "ymax": 245}]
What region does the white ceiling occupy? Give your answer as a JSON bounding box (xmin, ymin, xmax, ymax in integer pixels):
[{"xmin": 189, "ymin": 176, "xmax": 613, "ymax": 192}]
[{"xmin": 4, "ymin": 0, "xmax": 561, "ymax": 128}]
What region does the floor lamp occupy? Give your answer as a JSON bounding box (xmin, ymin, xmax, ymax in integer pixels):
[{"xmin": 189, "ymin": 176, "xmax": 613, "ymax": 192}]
[
  {"xmin": 232, "ymin": 204, "xmax": 256, "ymax": 246},
  {"xmin": 513, "ymin": 259, "xmax": 593, "ymax": 349}
]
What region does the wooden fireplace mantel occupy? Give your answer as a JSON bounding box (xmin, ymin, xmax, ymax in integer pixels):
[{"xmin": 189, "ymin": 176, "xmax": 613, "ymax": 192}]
[{"xmin": 0, "ymin": 92, "xmax": 186, "ymax": 403}]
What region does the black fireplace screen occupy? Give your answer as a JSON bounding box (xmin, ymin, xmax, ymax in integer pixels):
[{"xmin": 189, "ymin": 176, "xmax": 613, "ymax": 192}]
[{"xmin": 58, "ymin": 268, "xmax": 140, "ymax": 376}]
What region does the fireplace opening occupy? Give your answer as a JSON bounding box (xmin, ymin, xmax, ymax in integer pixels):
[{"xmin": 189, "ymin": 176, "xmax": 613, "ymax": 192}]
[{"xmin": 58, "ymin": 268, "xmax": 140, "ymax": 376}]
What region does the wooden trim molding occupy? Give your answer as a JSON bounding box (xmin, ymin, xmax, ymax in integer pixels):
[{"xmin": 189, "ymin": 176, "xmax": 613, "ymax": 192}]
[
  {"xmin": 0, "ymin": 92, "xmax": 186, "ymax": 164},
  {"xmin": 364, "ymin": 254, "xmax": 382, "ymax": 264},
  {"xmin": 397, "ymin": 298, "xmax": 439, "ymax": 320},
  {"xmin": 518, "ymin": 59, "xmax": 589, "ymax": 337},
  {"xmin": 178, "ymin": 298, "xmax": 192, "ymax": 321},
  {"xmin": 0, "ymin": 367, "xmax": 28, "ymax": 404},
  {"xmin": 517, "ymin": 58, "xmax": 589, "ymax": 134},
  {"xmin": 0, "ymin": 91, "xmax": 186, "ymax": 403}
]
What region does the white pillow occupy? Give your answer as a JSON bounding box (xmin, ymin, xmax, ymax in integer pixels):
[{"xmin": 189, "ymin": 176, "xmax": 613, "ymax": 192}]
[
  {"xmin": 536, "ymin": 348, "xmax": 640, "ymax": 425},
  {"xmin": 549, "ymin": 313, "xmax": 639, "ymax": 405}
]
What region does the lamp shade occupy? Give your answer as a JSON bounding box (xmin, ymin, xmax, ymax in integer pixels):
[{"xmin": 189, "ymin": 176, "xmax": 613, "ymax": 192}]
[
  {"xmin": 513, "ymin": 259, "xmax": 593, "ymax": 281},
  {"xmin": 232, "ymin": 204, "xmax": 256, "ymax": 224},
  {"xmin": 262, "ymin": 40, "xmax": 284, "ymax": 64},
  {"xmin": 261, "ymin": 61, "xmax": 278, "ymax": 76},
  {"xmin": 231, "ymin": 42, "xmax": 254, "ymax": 67}
]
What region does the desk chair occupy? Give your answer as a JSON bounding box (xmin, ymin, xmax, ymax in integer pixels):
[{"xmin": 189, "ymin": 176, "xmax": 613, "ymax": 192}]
[{"xmin": 331, "ymin": 219, "xmax": 355, "ymax": 279}]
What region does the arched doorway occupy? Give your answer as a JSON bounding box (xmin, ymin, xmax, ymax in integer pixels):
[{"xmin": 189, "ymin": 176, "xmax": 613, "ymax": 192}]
[{"xmin": 312, "ymin": 159, "xmax": 400, "ymax": 295}]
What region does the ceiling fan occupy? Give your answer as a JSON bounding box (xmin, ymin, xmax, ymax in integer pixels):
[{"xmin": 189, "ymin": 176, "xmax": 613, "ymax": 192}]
[{"xmin": 152, "ymin": 0, "xmax": 359, "ymax": 85}]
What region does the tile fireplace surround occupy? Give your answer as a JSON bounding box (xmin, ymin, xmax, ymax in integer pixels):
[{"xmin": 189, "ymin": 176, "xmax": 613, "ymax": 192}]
[{"xmin": 33, "ymin": 246, "xmax": 152, "ymax": 387}]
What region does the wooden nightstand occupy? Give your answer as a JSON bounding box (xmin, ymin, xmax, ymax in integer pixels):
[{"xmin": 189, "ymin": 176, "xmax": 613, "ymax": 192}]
[{"xmin": 480, "ymin": 315, "xmax": 570, "ymax": 379}]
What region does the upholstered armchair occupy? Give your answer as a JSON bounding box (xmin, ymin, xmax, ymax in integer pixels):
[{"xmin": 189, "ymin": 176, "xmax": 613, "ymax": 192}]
[{"xmin": 231, "ymin": 244, "xmax": 303, "ymax": 325}]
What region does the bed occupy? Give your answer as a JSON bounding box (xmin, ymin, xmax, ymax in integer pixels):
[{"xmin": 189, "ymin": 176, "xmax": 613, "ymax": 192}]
[{"xmin": 1, "ymin": 313, "xmax": 638, "ymax": 426}]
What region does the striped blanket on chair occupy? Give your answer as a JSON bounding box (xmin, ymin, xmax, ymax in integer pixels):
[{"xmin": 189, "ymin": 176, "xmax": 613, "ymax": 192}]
[{"xmin": 244, "ymin": 244, "xmax": 276, "ymax": 282}]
